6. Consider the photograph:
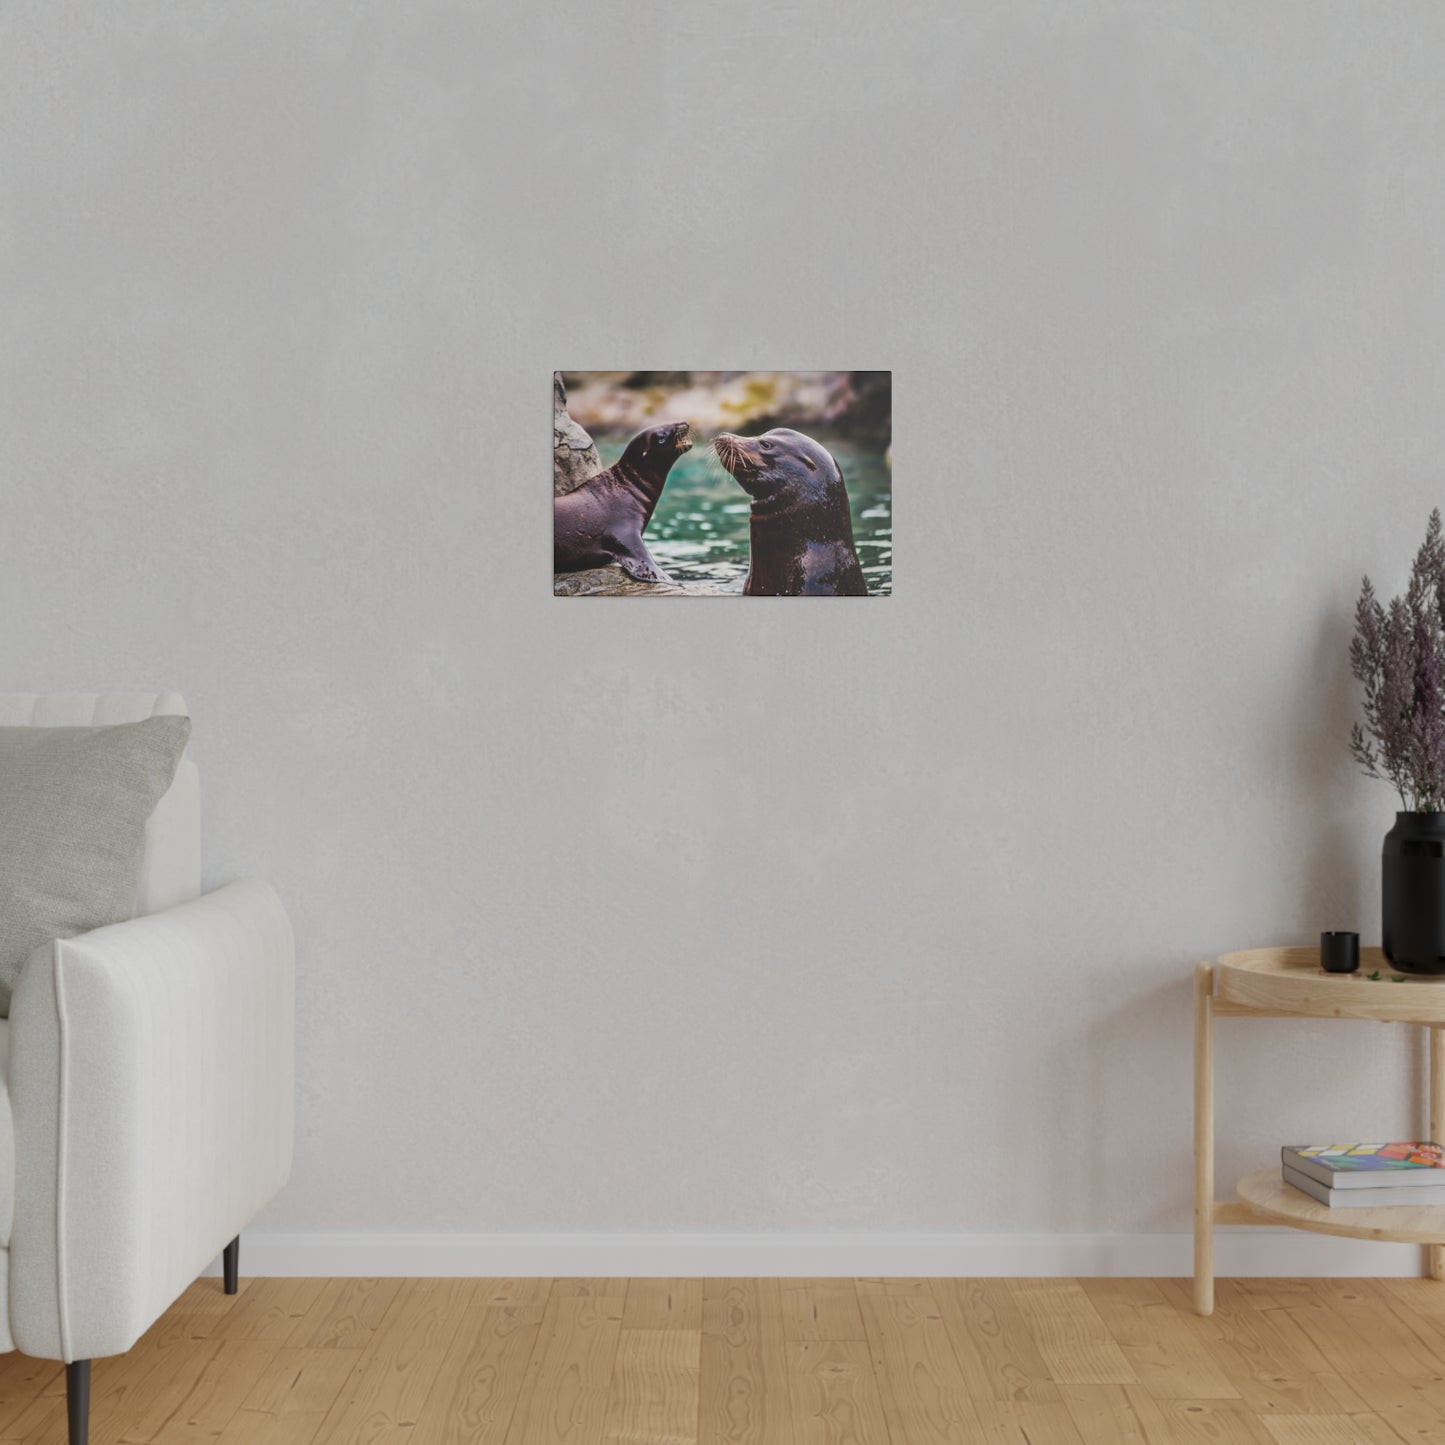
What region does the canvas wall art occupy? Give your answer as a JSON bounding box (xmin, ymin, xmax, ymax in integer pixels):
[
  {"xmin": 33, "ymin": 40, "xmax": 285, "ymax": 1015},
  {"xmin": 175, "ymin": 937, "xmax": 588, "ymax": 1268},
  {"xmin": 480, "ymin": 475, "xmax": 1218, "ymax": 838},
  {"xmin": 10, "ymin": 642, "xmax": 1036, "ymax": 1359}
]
[{"xmin": 553, "ymin": 371, "xmax": 891, "ymax": 597}]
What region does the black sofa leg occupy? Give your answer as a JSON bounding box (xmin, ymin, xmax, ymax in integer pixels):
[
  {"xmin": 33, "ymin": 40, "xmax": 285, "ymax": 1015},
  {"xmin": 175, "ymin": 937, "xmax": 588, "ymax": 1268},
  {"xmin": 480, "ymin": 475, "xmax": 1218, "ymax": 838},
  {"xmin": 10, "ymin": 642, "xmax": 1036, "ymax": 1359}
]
[
  {"xmin": 63, "ymin": 1239, "xmax": 237, "ymax": 1443},
  {"xmin": 223, "ymin": 1235, "xmax": 240, "ymax": 1295},
  {"xmin": 66, "ymin": 1360, "xmax": 90, "ymax": 1445}
]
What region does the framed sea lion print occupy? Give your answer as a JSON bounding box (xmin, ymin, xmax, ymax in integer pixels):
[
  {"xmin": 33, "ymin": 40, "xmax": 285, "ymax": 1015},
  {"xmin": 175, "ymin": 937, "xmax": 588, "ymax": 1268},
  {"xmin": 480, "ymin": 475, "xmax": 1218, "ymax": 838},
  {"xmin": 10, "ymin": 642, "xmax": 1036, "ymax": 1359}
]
[{"xmin": 553, "ymin": 371, "xmax": 891, "ymax": 597}]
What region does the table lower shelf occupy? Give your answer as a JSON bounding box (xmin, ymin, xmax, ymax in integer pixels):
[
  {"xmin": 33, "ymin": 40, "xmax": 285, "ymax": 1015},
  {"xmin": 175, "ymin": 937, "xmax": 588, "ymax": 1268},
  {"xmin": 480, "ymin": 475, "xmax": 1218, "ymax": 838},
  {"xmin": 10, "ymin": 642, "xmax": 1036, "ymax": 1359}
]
[{"xmin": 1235, "ymin": 1168, "xmax": 1445, "ymax": 1244}]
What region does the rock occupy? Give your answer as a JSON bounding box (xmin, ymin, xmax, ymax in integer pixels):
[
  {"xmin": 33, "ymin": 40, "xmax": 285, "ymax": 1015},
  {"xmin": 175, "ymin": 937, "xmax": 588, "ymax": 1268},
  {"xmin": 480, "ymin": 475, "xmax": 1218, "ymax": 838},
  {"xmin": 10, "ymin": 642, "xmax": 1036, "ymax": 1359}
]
[
  {"xmin": 553, "ymin": 566, "xmax": 742, "ymax": 597},
  {"xmin": 553, "ymin": 371, "xmax": 602, "ymax": 496}
]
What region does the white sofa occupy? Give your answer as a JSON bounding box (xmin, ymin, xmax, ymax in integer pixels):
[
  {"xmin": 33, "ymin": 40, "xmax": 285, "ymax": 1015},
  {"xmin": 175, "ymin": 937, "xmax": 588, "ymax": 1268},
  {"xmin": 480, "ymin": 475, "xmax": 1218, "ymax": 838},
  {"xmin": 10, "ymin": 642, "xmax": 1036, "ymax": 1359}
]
[{"xmin": 0, "ymin": 692, "xmax": 294, "ymax": 1445}]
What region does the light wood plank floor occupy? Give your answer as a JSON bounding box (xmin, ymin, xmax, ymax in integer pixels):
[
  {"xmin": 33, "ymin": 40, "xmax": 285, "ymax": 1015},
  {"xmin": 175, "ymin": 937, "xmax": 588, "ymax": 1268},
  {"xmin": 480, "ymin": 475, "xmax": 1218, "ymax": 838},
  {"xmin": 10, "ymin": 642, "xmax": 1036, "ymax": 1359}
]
[{"xmin": 6, "ymin": 1276, "xmax": 1445, "ymax": 1442}]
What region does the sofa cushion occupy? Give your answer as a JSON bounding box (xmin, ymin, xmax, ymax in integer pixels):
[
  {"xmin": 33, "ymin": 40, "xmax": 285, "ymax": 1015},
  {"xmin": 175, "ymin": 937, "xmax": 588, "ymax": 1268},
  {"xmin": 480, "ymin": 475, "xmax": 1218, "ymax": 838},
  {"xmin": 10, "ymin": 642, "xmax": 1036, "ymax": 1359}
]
[
  {"xmin": 0, "ymin": 716, "xmax": 191, "ymax": 1015},
  {"xmin": 0, "ymin": 694, "xmax": 200, "ymax": 920}
]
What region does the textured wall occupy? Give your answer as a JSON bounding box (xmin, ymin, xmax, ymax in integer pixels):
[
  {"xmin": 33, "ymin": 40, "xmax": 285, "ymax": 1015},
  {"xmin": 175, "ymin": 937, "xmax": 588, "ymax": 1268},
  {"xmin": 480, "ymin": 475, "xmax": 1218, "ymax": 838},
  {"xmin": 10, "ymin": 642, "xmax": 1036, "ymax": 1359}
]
[{"xmin": 3, "ymin": 0, "xmax": 1445, "ymax": 1237}]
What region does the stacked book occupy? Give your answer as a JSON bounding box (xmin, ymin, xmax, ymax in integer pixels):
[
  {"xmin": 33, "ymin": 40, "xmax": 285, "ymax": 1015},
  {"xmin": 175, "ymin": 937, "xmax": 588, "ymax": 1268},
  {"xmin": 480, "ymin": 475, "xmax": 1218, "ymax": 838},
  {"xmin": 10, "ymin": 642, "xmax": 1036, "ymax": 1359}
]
[{"xmin": 1283, "ymin": 1143, "xmax": 1445, "ymax": 1207}]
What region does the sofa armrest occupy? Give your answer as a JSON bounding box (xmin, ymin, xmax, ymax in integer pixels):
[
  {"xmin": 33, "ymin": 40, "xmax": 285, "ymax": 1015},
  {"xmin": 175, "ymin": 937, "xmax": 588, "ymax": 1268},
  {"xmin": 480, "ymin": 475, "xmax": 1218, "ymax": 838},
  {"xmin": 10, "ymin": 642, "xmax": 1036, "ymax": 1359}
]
[{"xmin": 7, "ymin": 879, "xmax": 294, "ymax": 1361}]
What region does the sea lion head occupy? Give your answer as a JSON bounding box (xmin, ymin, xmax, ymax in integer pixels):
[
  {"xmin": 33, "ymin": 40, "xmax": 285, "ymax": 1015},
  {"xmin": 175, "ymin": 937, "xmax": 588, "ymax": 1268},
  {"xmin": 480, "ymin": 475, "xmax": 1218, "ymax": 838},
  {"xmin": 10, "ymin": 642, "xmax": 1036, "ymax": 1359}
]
[
  {"xmin": 620, "ymin": 420, "xmax": 694, "ymax": 477},
  {"xmin": 712, "ymin": 428, "xmax": 845, "ymax": 511}
]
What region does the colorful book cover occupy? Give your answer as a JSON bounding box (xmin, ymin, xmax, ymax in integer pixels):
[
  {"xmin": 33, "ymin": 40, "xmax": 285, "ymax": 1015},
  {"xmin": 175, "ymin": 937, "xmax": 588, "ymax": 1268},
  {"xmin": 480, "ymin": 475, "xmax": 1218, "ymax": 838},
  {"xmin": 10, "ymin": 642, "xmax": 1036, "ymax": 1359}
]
[{"xmin": 1287, "ymin": 1143, "xmax": 1445, "ymax": 1172}]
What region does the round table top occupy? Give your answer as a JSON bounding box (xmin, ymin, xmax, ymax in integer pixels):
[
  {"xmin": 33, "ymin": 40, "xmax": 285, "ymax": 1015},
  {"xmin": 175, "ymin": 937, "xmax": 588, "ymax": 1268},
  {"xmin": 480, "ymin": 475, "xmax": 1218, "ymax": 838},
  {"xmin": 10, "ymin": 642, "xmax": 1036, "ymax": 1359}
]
[
  {"xmin": 1236, "ymin": 1167, "xmax": 1445, "ymax": 1243},
  {"xmin": 1216, "ymin": 946, "xmax": 1445, "ymax": 1023}
]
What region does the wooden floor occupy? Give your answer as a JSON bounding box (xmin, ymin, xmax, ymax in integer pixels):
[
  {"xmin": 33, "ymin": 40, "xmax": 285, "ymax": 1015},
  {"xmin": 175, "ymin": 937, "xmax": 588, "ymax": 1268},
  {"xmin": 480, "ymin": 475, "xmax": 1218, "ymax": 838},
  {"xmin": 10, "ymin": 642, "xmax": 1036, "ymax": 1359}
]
[{"xmin": 5, "ymin": 1277, "xmax": 1445, "ymax": 1443}]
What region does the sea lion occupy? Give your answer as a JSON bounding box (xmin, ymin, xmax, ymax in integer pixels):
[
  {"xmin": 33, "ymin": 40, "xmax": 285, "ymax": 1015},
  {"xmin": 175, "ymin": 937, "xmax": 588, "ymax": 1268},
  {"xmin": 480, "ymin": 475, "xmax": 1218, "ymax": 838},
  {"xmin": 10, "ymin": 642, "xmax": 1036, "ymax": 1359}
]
[
  {"xmin": 712, "ymin": 429, "xmax": 868, "ymax": 596},
  {"xmin": 553, "ymin": 421, "xmax": 692, "ymax": 583}
]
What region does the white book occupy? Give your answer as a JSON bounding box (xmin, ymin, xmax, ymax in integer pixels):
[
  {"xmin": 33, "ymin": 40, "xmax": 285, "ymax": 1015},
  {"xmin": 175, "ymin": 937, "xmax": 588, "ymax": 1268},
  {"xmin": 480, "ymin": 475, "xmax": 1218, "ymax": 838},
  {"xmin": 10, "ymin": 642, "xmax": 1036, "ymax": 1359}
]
[{"xmin": 1283, "ymin": 1164, "xmax": 1445, "ymax": 1209}]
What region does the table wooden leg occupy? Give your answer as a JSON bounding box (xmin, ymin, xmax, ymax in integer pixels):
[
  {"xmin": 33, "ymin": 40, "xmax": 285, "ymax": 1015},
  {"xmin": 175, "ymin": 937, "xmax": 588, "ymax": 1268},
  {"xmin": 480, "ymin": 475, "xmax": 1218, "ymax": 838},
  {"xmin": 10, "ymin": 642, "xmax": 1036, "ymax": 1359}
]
[
  {"xmin": 1430, "ymin": 1025, "xmax": 1445, "ymax": 1282},
  {"xmin": 1194, "ymin": 961, "xmax": 1215, "ymax": 1315}
]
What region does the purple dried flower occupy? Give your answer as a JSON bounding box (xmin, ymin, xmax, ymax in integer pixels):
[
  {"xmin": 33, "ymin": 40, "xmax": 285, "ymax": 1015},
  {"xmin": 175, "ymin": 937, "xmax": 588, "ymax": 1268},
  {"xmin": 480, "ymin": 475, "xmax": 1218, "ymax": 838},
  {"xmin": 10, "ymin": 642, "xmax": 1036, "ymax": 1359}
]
[
  {"xmin": 1352, "ymin": 510, "xmax": 1445, "ymax": 810},
  {"xmin": 1412, "ymin": 607, "xmax": 1445, "ymax": 806}
]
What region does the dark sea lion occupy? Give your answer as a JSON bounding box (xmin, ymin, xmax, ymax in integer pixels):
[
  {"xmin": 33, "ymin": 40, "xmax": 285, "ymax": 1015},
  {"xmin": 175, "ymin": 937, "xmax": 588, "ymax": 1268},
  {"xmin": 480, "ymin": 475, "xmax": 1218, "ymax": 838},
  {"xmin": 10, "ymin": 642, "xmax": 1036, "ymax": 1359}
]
[
  {"xmin": 553, "ymin": 421, "xmax": 692, "ymax": 583},
  {"xmin": 712, "ymin": 428, "xmax": 868, "ymax": 596}
]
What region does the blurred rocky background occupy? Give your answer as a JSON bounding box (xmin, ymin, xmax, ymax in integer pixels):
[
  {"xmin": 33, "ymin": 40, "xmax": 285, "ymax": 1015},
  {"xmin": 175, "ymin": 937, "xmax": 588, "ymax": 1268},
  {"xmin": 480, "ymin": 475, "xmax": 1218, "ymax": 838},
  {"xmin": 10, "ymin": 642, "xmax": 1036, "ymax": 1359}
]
[{"xmin": 561, "ymin": 371, "xmax": 891, "ymax": 448}]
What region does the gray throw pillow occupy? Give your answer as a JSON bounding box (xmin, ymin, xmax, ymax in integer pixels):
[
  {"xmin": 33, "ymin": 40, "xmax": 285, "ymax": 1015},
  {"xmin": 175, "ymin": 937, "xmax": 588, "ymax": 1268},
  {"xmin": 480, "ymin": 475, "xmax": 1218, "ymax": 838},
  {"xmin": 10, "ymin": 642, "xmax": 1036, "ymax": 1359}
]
[{"xmin": 0, "ymin": 714, "xmax": 192, "ymax": 1014}]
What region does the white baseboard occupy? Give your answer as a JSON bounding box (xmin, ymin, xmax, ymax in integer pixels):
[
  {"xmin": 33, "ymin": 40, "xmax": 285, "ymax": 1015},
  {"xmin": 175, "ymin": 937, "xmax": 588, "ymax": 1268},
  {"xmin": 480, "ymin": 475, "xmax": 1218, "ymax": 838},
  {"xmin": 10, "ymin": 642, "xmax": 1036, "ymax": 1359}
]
[{"xmin": 203, "ymin": 1229, "xmax": 1429, "ymax": 1278}]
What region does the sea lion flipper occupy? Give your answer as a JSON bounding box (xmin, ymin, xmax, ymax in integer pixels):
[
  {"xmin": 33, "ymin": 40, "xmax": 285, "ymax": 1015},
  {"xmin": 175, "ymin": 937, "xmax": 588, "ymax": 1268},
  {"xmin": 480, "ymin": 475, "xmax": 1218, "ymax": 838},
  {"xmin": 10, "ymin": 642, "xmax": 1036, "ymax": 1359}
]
[{"xmin": 617, "ymin": 550, "xmax": 672, "ymax": 585}]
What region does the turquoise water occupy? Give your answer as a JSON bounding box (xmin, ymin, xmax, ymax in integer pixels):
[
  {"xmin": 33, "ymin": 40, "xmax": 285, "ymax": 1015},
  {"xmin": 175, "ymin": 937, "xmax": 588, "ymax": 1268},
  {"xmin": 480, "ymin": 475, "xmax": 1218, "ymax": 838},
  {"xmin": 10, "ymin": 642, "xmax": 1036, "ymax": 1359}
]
[{"xmin": 594, "ymin": 432, "xmax": 892, "ymax": 596}]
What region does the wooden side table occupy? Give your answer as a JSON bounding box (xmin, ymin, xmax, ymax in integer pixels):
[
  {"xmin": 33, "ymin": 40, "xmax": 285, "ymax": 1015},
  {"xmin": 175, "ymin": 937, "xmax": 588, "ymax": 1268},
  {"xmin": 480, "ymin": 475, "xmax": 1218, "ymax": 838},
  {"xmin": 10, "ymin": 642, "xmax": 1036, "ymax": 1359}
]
[{"xmin": 1194, "ymin": 946, "xmax": 1445, "ymax": 1315}]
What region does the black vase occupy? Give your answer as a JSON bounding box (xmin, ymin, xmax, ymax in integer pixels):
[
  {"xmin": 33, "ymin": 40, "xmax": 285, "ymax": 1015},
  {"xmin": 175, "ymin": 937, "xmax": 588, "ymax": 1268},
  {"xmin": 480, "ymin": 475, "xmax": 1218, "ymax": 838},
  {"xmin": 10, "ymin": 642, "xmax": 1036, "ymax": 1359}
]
[{"xmin": 1383, "ymin": 812, "xmax": 1445, "ymax": 975}]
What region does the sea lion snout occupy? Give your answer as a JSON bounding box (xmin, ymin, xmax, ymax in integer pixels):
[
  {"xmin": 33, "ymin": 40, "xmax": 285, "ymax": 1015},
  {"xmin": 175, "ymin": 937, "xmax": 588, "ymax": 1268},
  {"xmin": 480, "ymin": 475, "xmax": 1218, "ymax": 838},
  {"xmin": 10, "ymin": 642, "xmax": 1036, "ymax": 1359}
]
[
  {"xmin": 648, "ymin": 420, "xmax": 693, "ymax": 454},
  {"xmin": 712, "ymin": 432, "xmax": 761, "ymax": 478}
]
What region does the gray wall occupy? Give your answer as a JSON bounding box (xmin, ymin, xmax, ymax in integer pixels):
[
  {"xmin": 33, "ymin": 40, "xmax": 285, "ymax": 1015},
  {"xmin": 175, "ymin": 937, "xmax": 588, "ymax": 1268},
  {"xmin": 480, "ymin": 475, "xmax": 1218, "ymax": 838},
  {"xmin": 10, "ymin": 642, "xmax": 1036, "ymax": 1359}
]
[{"xmin": 3, "ymin": 0, "xmax": 1444, "ymax": 1238}]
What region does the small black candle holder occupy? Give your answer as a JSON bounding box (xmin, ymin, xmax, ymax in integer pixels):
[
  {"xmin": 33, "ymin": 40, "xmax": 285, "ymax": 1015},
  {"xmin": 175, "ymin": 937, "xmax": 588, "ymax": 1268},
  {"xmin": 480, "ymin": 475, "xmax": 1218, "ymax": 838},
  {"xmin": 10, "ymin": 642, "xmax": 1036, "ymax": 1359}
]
[{"xmin": 1321, "ymin": 931, "xmax": 1360, "ymax": 974}]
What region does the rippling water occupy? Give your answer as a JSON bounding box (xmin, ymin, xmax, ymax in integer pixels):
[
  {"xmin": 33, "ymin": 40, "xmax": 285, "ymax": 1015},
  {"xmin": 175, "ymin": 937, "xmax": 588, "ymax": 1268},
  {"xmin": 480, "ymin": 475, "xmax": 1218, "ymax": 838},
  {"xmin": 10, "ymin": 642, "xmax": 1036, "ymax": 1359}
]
[{"xmin": 593, "ymin": 432, "xmax": 892, "ymax": 597}]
